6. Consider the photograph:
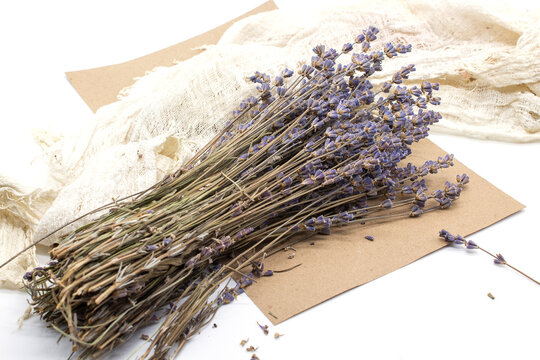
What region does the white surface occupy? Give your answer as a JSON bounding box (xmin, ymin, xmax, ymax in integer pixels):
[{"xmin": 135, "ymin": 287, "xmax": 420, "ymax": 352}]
[{"xmin": 1, "ymin": 1, "xmax": 539, "ymax": 359}]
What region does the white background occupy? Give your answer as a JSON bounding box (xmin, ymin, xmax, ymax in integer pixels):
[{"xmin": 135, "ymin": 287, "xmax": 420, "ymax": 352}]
[{"xmin": 1, "ymin": 1, "xmax": 539, "ymax": 359}]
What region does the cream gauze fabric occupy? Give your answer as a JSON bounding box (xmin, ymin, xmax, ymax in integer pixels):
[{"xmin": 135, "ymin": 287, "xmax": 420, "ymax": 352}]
[{"xmin": 1, "ymin": 0, "xmax": 539, "ymax": 287}]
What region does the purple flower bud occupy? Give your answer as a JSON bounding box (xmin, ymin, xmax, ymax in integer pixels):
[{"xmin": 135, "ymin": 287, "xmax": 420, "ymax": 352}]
[
  {"xmin": 342, "ymin": 43, "xmax": 353, "ymax": 53},
  {"xmin": 402, "ymin": 185, "xmax": 413, "ymax": 194},
  {"xmin": 355, "ymin": 34, "xmax": 366, "ymax": 44},
  {"xmin": 439, "ymin": 229, "xmax": 450, "ymax": 239},
  {"xmin": 47, "ymin": 260, "xmax": 58, "ymax": 267},
  {"xmin": 222, "ymin": 292, "xmax": 235, "ymax": 304},
  {"xmin": 381, "ymin": 82, "xmax": 392, "ymax": 93},
  {"xmin": 494, "ymin": 253, "xmax": 506, "ymax": 265},
  {"xmin": 381, "ymin": 199, "xmax": 392, "ymax": 209},
  {"xmin": 457, "ymin": 173, "xmax": 470, "ymax": 185},
  {"xmin": 281, "ymin": 176, "xmax": 293, "ymax": 187},
  {"xmin": 256, "ymin": 83, "xmax": 271, "ymax": 94},
  {"xmin": 384, "ymin": 42, "xmax": 397, "ymax": 58},
  {"xmin": 466, "ymin": 240, "xmax": 478, "ymax": 249},
  {"xmin": 395, "ymin": 43, "xmax": 412, "ymax": 53},
  {"xmin": 421, "ymin": 81, "xmax": 432, "ymax": 93},
  {"xmin": 429, "ymin": 96, "xmax": 441, "ymax": 106},
  {"xmin": 454, "ymin": 235, "xmax": 465, "ymax": 245},
  {"xmin": 257, "ymin": 322, "xmax": 269, "ymax": 335},
  {"xmin": 312, "ymin": 44, "xmax": 325, "ymax": 56},
  {"xmin": 146, "ymin": 244, "xmax": 158, "ymax": 252},
  {"xmin": 238, "ymin": 274, "xmax": 254, "ymax": 288},
  {"xmin": 409, "ymin": 205, "xmax": 423, "ymax": 217},
  {"xmin": 200, "ymin": 246, "xmax": 214, "ymax": 258},
  {"xmin": 281, "ymin": 68, "xmax": 293, "ymax": 78},
  {"xmin": 327, "ymin": 110, "xmax": 339, "ymax": 119},
  {"xmin": 273, "ymin": 76, "xmax": 284, "ymax": 86},
  {"xmin": 438, "ymin": 197, "xmax": 452, "ymax": 209}
]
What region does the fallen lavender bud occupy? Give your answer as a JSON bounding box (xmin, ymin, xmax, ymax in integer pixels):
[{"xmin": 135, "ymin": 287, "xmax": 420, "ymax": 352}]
[{"xmin": 257, "ymin": 322, "xmax": 269, "ymax": 335}]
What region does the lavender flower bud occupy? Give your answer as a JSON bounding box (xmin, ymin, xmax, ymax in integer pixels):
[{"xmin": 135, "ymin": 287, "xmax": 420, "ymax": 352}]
[
  {"xmin": 342, "ymin": 43, "xmax": 353, "ymax": 53},
  {"xmin": 273, "ymin": 76, "xmax": 284, "ymax": 87},
  {"xmin": 437, "ymin": 197, "xmax": 452, "ymax": 209},
  {"xmin": 381, "ymin": 199, "xmax": 393, "ymax": 209},
  {"xmin": 421, "ymin": 81, "xmax": 433, "ymax": 94},
  {"xmin": 466, "ymin": 240, "xmax": 478, "ymax": 249},
  {"xmin": 281, "ymin": 68, "xmax": 293, "ymax": 78},
  {"xmin": 392, "ymin": 72, "xmax": 403, "ymax": 84},
  {"xmin": 414, "ymin": 191, "xmax": 427, "ymax": 208},
  {"xmin": 23, "ymin": 271, "xmax": 34, "ymax": 281},
  {"xmin": 381, "ymin": 82, "xmax": 392, "ymax": 93},
  {"xmin": 439, "ymin": 230, "xmax": 448, "ymax": 238},
  {"xmin": 312, "ymin": 44, "xmax": 325, "ymax": 56},
  {"xmin": 163, "ymin": 236, "xmax": 172, "ymax": 246},
  {"xmin": 384, "ymin": 42, "xmax": 397, "ymax": 58},
  {"xmin": 324, "ymin": 48, "xmax": 338, "ymax": 60},
  {"xmin": 439, "ymin": 229, "xmax": 452, "ymax": 241},
  {"xmin": 249, "ymin": 71, "xmax": 262, "ymax": 83},
  {"xmin": 395, "ymin": 43, "xmax": 412, "ymax": 53},
  {"xmin": 494, "ymin": 253, "xmax": 506, "ymax": 265},
  {"xmin": 319, "ymin": 228, "xmax": 331, "ymax": 235},
  {"xmin": 238, "ymin": 273, "xmax": 254, "ymax": 288},
  {"xmin": 456, "ymin": 173, "xmax": 470, "ymax": 185},
  {"xmin": 355, "ymin": 34, "xmax": 365, "ymax": 44},
  {"xmin": 146, "ymin": 244, "xmax": 158, "ymax": 252},
  {"xmin": 454, "ymin": 235, "xmax": 465, "ymax": 245},
  {"xmin": 200, "ymin": 246, "xmax": 214, "ymax": 258},
  {"xmin": 221, "ymin": 292, "xmax": 235, "ymax": 304},
  {"xmin": 364, "ymin": 26, "xmax": 379, "ymax": 42},
  {"xmin": 409, "ymin": 205, "xmax": 423, "ymax": 217}
]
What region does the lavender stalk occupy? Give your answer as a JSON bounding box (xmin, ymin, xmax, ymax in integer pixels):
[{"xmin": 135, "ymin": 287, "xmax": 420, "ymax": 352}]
[{"xmin": 439, "ymin": 229, "xmax": 540, "ymax": 285}]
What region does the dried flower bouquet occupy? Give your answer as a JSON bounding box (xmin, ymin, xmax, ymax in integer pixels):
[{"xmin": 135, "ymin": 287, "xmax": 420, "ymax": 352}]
[{"xmin": 22, "ymin": 26, "xmax": 468, "ymax": 359}]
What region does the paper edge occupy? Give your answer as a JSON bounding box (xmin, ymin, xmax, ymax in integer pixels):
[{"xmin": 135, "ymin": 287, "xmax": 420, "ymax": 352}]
[{"xmin": 65, "ymin": 0, "xmax": 278, "ymax": 112}]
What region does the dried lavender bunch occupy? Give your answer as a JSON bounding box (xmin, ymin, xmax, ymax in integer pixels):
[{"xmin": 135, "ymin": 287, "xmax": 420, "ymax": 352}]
[
  {"xmin": 439, "ymin": 229, "xmax": 540, "ymax": 285},
  {"xmin": 23, "ymin": 26, "xmax": 467, "ymax": 359}
]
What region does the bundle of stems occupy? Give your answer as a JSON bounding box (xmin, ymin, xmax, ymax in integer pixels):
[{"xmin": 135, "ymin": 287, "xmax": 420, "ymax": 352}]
[{"xmin": 22, "ymin": 26, "xmax": 468, "ymax": 359}]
